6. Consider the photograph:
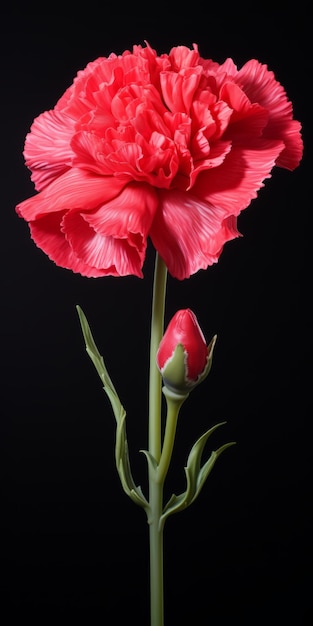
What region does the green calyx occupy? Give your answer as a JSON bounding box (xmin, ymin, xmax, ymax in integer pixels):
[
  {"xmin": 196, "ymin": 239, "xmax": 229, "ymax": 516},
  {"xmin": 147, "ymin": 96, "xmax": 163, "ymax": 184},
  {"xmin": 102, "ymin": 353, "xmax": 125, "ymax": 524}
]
[{"xmin": 161, "ymin": 334, "xmax": 217, "ymax": 396}]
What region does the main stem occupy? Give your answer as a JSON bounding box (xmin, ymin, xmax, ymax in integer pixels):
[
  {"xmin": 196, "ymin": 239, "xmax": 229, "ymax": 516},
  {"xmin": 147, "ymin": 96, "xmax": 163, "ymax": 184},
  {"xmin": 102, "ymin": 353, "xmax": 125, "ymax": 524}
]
[{"xmin": 148, "ymin": 252, "xmax": 168, "ymax": 626}]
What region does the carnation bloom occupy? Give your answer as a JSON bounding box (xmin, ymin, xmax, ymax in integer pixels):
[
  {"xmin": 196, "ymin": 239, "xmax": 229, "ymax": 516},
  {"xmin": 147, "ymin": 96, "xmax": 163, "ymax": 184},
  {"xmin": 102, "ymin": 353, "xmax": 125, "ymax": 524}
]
[
  {"xmin": 16, "ymin": 43, "xmax": 303, "ymax": 279},
  {"xmin": 156, "ymin": 308, "xmax": 216, "ymax": 394}
]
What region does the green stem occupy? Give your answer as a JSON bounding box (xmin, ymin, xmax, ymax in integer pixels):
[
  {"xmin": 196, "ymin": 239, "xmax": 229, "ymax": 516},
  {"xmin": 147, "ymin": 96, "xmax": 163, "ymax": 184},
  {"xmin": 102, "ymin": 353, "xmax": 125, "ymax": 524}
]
[
  {"xmin": 157, "ymin": 391, "xmax": 186, "ymax": 485},
  {"xmin": 148, "ymin": 252, "xmax": 167, "ymax": 462},
  {"xmin": 149, "ymin": 478, "xmax": 165, "ymax": 626},
  {"xmin": 148, "ymin": 252, "xmax": 167, "ymax": 626}
]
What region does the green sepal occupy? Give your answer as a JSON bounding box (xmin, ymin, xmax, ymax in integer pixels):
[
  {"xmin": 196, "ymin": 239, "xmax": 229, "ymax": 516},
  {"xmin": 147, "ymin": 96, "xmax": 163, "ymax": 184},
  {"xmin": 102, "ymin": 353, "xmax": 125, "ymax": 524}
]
[
  {"xmin": 76, "ymin": 305, "xmax": 149, "ymax": 511},
  {"xmin": 161, "ymin": 334, "xmax": 217, "ymax": 397},
  {"xmin": 159, "ymin": 421, "xmax": 235, "ymax": 529},
  {"xmin": 197, "ymin": 334, "xmax": 217, "ymax": 386}
]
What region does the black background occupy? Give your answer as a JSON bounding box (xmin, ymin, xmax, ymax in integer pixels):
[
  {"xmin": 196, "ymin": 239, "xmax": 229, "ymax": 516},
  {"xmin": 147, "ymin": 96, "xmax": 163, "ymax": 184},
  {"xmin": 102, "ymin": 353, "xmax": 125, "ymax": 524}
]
[{"xmin": 1, "ymin": 3, "xmax": 311, "ymax": 624}]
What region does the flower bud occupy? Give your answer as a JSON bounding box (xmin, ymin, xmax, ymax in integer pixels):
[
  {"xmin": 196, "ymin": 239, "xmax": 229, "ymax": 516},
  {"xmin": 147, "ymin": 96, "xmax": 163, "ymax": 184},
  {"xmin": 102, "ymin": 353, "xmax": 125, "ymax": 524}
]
[{"xmin": 156, "ymin": 309, "xmax": 216, "ymax": 396}]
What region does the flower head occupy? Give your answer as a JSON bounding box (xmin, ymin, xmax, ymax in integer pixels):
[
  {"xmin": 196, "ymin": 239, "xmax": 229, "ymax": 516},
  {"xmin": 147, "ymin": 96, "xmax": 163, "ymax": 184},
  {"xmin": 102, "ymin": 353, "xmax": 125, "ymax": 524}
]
[
  {"xmin": 156, "ymin": 308, "xmax": 216, "ymax": 395},
  {"xmin": 16, "ymin": 43, "xmax": 303, "ymax": 279}
]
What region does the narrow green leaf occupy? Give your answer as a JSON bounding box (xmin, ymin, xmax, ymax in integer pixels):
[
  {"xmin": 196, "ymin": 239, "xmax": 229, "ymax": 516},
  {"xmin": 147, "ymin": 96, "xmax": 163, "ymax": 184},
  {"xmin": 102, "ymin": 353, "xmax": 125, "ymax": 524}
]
[
  {"xmin": 117, "ymin": 459, "xmax": 149, "ymax": 509},
  {"xmin": 185, "ymin": 421, "xmax": 227, "ymax": 490},
  {"xmin": 159, "ymin": 492, "xmax": 189, "ymax": 530},
  {"xmin": 76, "ymin": 305, "xmax": 148, "ymax": 510},
  {"xmin": 140, "ymin": 449, "xmax": 158, "ymax": 473},
  {"xmin": 191, "ymin": 441, "xmax": 236, "ymax": 504},
  {"xmin": 160, "ymin": 424, "xmax": 235, "ymax": 527},
  {"xmin": 76, "ymin": 304, "xmax": 124, "ymax": 427},
  {"xmin": 160, "ymin": 464, "xmax": 196, "ymax": 529},
  {"xmin": 76, "ymin": 305, "xmax": 117, "ymax": 395}
]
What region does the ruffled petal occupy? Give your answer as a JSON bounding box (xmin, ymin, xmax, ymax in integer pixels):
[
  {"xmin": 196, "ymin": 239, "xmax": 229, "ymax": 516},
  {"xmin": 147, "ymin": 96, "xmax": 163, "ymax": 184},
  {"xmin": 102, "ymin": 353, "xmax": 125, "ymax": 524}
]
[
  {"xmin": 61, "ymin": 182, "xmax": 158, "ymax": 276},
  {"xmin": 168, "ymin": 44, "xmax": 200, "ymax": 71},
  {"xmin": 192, "ymin": 140, "xmax": 285, "ymax": 214},
  {"xmin": 29, "ymin": 212, "xmax": 107, "ymax": 277},
  {"xmin": 160, "ymin": 66, "xmax": 202, "ymax": 114},
  {"xmin": 236, "ymin": 59, "xmax": 292, "ymax": 116},
  {"xmin": 16, "ymin": 169, "xmax": 127, "ymax": 220},
  {"xmin": 234, "ymin": 59, "xmax": 303, "ymax": 169},
  {"xmin": 150, "ymin": 189, "xmax": 240, "ymax": 280},
  {"xmin": 220, "ymin": 82, "xmax": 270, "ymax": 141},
  {"xmin": 81, "ymin": 182, "xmax": 158, "ymax": 236},
  {"xmin": 24, "ymin": 109, "xmax": 76, "ymax": 191},
  {"xmin": 64, "ymin": 214, "xmax": 145, "ymax": 277}
]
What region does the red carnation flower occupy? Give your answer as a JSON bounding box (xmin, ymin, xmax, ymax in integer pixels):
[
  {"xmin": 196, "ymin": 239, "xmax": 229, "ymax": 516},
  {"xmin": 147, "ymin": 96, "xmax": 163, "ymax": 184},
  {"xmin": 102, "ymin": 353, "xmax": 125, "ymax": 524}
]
[{"xmin": 16, "ymin": 43, "xmax": 303, "ymax": 279}]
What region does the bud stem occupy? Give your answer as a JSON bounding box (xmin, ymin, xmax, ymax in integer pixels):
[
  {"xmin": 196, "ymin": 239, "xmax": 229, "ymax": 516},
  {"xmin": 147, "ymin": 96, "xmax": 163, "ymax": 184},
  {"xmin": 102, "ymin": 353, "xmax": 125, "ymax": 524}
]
[{"xmin": 156, "ymin": 389, "xmax": 187, "ymax": 485}]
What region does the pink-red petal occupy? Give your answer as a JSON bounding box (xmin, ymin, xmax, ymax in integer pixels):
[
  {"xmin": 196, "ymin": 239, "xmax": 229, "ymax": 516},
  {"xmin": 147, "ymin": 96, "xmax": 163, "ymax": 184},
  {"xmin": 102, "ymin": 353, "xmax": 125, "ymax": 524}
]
[
  {"xmin": 63, "ymin": 213, "xmax": 146, "ymax": 277},
  {"xmin": 234, "ymin": 59, "xmax": 303, "ymax": 169},
  {"xmin": 192, "ymin": 140, "xmax": 285, "ymax": 214},
  {"xmin": 29, "ymin": 213, "xmax": 107, "ymax": 277},
  {"xmin": 16, "ymin": 169, "xmax": 128, "ymax": 220},
  {"xmin": 150, "ymin": 189, "xmax": 240, "ymax": 279},
  {"xmin": 81, "ymin": 182, "xmax": 158, "ymax": 237},
  {"xmin": 61, "ymin": 182, "xmax": 158, "ymax": 276},
  {"xmin": 23, "ymin": 109, "xmax": 76, "ymax": 191}
]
